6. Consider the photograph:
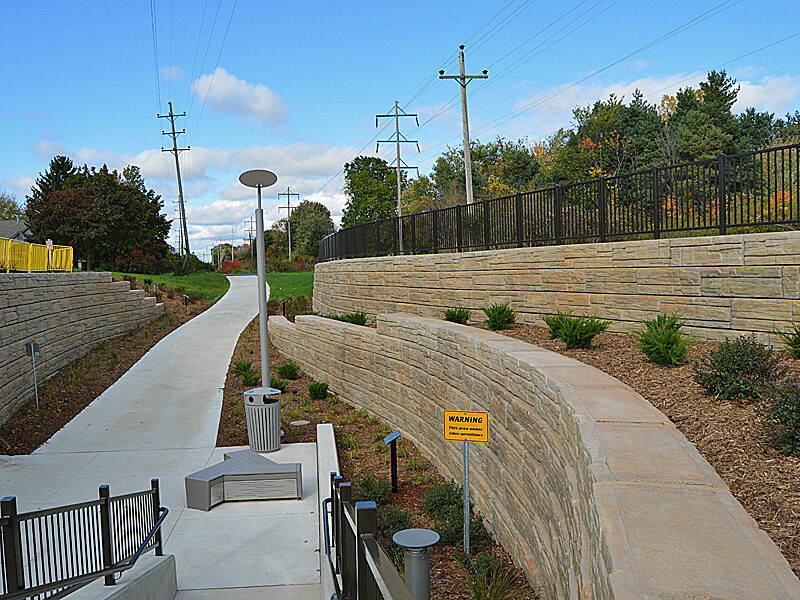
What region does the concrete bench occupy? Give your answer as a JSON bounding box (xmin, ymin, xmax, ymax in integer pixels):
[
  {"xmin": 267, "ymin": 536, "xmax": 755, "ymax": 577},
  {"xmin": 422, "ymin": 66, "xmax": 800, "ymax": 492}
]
[{"xmin": 185, "ymin": 449, "xmax": 302, "ymax": 511}]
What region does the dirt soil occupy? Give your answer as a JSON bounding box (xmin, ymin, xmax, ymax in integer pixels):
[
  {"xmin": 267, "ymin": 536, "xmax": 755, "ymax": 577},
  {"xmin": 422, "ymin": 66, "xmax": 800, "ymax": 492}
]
[
  {"xmin": 218, "ymin": 315, "xmax": 541, "ymax": 600},
  {"xmin": 488, "ymin": 322, "xmax": 800, "ymax": 578},
  {"xmin": 0, "ymin": 278, "xmax": 212, "ymax": 454}
]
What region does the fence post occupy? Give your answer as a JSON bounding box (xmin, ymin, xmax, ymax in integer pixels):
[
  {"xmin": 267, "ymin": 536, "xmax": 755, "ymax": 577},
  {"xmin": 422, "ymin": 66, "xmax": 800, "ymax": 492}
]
[
  {"xmin": 515, "ymin": 192, "xmax": 524, "ymax": 247},
  {"xmin": 483, "ymin": 200, "xmax": 490, "ymax": 250},
  {"xmin": 355, "ymin": 502, "xmax": 378, "ymax": 600},
  {"xmin": 554, "ymin": 186, "xmax": 564, "ymax": 244},
  {"xmin": 1, "ymin": 497, "xmax": 23, "ymax": 593},
  {"xmin": 456, "ymin": 205, "xmax": 463, "ymax": 252},
  {"xmin": 27, "ymin": 243, "xmax": 32, "ymax": 273},
  {"xmin": 598, "ymin": 179, "xmax": 608, "ymax": 242},
  {"xmin": 332, "ymin": 475, "xmax": 343, "ymax": 574},
  {"xmin": 411, "ymin": 214, "xmax": 416, "ymax": 254},
  {"xmin": 717, "ymin": 154, "xmax": 727, "ymax": 235},
  {"xmin": 99, "ymin": 485, "xmax": 115, "ymax": 585},
  {"xmin": 151, "ymin": 479, "xmax": 163, "ymax": 556},
  {"xmin": 432, "ymin": 210, "xmax": 439, "ymax": 253},
  {"xmin": 651, "ymin": 167, "xmax": 661, "ymax": 239},
  {"xmin": 339, "ymin": 482, "xmax": 355, "ymax": 600}
]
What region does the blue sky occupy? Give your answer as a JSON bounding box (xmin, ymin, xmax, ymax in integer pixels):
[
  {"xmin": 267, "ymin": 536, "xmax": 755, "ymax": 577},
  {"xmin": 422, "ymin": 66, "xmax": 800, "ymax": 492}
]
[{"xmin": 2, "ymin": 0, "xmax": 799, "ymax": 256}]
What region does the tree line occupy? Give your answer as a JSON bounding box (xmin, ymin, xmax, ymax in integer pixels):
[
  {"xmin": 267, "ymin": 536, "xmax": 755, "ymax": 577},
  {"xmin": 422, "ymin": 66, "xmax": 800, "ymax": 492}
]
[{"xmin": 342, "ymin": 70, "xmax": 800, "ymax": 226}]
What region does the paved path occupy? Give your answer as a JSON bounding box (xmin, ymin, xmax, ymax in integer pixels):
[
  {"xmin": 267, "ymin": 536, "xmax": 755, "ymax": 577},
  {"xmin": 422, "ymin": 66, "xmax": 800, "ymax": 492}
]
[{"xmin": 0, "ymin": 275, "xmax": 322, "ymax": 599}]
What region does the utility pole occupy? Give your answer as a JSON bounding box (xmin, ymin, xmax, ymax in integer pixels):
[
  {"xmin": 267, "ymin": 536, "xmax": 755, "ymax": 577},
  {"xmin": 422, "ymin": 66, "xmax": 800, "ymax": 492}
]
[
  {"xmin": 244, "ymin": 217, "xmax": 255, "ymax": 259},
  {"xmin": 439, "ymin": 45, "xmax": 488, "ymax": 205},
  {"xmin": 231, "ymin": 228, "xmax": 236, "ymax": 262},
  {"xmin": 159, "ymin": 101, "xmax": 191, "ymax": 264},
  {"xmin": 377, "ymin": 101, "xmax": 419, "ymax": 252},
  {"xmin": 277, "ymin": 187, "xmax": 299, "ymax": 261}
]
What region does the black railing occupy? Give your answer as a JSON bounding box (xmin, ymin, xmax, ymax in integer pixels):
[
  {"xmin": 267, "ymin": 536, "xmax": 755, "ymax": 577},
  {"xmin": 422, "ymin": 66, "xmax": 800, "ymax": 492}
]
[
  {"xmin": 0, "ymin": 480, "xmax": 168, "ymax": 600},
  {"xmin": 320, "ymin": 143, "xmax": 800, "ymax": 261},
  {"xmin": 322, "ymin": 473, "xmax": 413, "ymax": 600}
]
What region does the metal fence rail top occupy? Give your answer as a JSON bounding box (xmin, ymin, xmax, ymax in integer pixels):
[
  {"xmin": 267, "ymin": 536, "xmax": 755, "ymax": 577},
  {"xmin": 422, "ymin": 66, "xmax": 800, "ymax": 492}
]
[
  {"xmin": 0, "ymin": 238, "xmax": 73, "ymax": 273},
  {"xmin": 319, "ymin": 143, "xmax": 800, "ymax": 261}
]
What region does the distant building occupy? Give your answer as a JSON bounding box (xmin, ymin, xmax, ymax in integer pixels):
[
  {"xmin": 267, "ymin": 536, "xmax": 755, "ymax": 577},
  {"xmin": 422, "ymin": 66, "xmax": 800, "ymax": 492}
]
[{"xmin": 0, "ymin": 220, "xmax": 30, "ymax": 241}]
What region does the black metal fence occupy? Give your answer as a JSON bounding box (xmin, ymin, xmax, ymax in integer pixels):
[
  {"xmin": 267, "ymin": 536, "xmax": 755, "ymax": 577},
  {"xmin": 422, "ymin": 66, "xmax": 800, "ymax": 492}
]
[
  {"xmin": 319, "ymin": 143, "xmax": 800, "ymax": 261},
  {"xmin": 0, "ymin": 480, "xmax": 168, "ymax": 600},
  {"xmin": 322, "ymin": 473, "xmax": 413, "ymax": 600}
]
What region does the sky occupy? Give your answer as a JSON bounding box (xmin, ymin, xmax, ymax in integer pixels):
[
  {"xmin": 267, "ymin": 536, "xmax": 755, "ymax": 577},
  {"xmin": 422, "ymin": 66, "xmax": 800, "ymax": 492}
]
[{"xmin": 2, "ymin": 0, "xmax": 799, "ymax": 258}]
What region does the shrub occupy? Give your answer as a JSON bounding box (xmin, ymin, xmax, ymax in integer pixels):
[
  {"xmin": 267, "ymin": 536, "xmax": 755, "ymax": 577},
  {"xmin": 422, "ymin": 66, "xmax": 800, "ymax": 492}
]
[
  {"xmin": 444, "ymin": 306, "xmax": 471, "ymax": 324},
  {"xmin": 242, "ymin": 371, "xmax": 261, "ymax": 387},
  {"xmin": 142, "ymin": 278, "xmax": 153, "ymax": 285},
  {"xmin": 220, "ymin": 259, "xmax": 244, "ymax": 274},
  {"xmin": 270, "ymin": 377, "xmax": 288, "ymax": 392},
  {"xmin": 763, "ymin": 381, "xmax": 800, "ymax": 455},
  {"xmin": 353, "ymin": 474, "xmax": 391, "ymax": 505},
  {"xmin": 694, "ymin": 335, "xmax": 786, "ymax": 403},
  {"xmin": 423, "ymin": 480, "xmax": 462, "ymax": 521},
  {"xmin": 327, "ymin": 312, "xmax": 368, "ymax": 326},
  {"xmin": 483, "ymin": 303, "xmax": 516, "ymax": 331},
  {"xmin": 308, "ymin": 382, "xmax": 329, "ymax": 399},
  {"xmin": 542, "ymin": 312, "xmax": 610, "ymax": 349},
  {"xmin": 774, "ymin": 323, "xmax": 800, "ymax": 359},
  {"xmin": 633, "ymin": 313, "xmax": 695, "ymax": 367},
  {"xmin": 276, "ymin": 361, "xmax": 300, "ymax": 380},
  {"xmin": 231, "ymin": 359, "xmax": 253, "ymax": 375},
  {"xmin": 377, "ymin": 505, "xmax": 414, "ymax": 539},
  {"xmin": 462, "ymin": 553, "xmax": 526, "ymax": 600}
]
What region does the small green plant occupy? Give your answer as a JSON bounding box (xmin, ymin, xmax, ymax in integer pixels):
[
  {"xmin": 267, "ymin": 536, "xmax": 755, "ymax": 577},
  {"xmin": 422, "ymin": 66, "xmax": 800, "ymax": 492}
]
[
  {"xmin": 423, "ymin": 480, "xmax": 463, "ymax": 521},
  {"xmin": 763, "ymin": 381, "xmax": 800, "ymax": 455},
  {"xmin": 694, "ymin": 335, "xmax": 786, "ymax": 403},
  {"xmin": 231, "ymin": 359, "xmax": 253, "ymax": 375},
  {"xmin": 270, "ymin": 377, "xmax": 288, "ymax": 392},
  {"xmin": 276, "ymin": 361, "xmax": 300, "ymax": 380},
  {"xmin": 462, "ymin": 553, "xmax": 528, "ymax": 600},
  {"xmin": 444, "ymin": 306, "xmax": 472, "ymax": 324},
  {"xmin": 367, "ymin": 415, "xmax": 379, "ymax": 426},
  {"xmin": 482, "ymin": 302, "xmax": 516, "ymax": 331},
  {"xmin": 378, "ymin": 505, "xmax": 414, "ymax": 540},
  {"xmin": 774, "ymin": 322, "xmax": 800, "ymax": 359},
  {"xmin": 373, "ymin": 442, "xmax": 388, "ymax": 455},
  {"xmin": 308, "ymin": 382, "xmax": 329, "ymax": 400},
  {"xmin": 413, "ymin": 471, "xmax": 433, "ymax": 485},
  {"xmin": 542, "ymin": 312, "xmax": 611, "ymax": 349},
  {"xmin": 142, "ymin": 277, "xmax": 153, "ymax": 285},
  {"xmin": 340, "ymin": 434, "xmax": 359, "ymax": 450},
  {"xmin": 633, "ymin": 313, "xmax": 695, "ymax": 367},
  {"xmin": 327, "ymin": 312, "xmax": 368, "ymax": 326},
  {"xmin": 405, "ymin": 457, "xmax": 426, "ymax": 471},
  {"xmin": 353, "ymin": 474, "xmax": 391, "ymax": 505},
  {"xmin": 242, "ymin": 371, "xmax": 261, "ymax": 387},
  {"xmin": 227, "ymin": 397, "xmax": 238, "ymax": 407}
]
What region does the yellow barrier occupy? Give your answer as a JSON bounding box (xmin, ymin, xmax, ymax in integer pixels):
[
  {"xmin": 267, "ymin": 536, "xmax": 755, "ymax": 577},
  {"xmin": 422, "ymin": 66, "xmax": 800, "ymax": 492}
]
[{"xmin": 1, "ymin": 238, "xmax": 73, "ymax": 273}]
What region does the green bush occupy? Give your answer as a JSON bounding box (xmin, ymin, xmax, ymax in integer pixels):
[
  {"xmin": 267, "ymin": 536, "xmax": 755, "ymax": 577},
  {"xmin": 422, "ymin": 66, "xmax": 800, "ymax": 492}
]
[
  {"xmin": 270, "ymin": 377, "xmax": 288, "ymax": 392},
  {"xmin": 142, "ymin": 278, "xmax": 153, "ymax": 286},
  {"xmin": 774, "ymin": 323, "xmax": 800, "ymax": 359},
  {"xmin": 231, "ymin": 359, "xmax": 253, "ymax": 375},
  {"xmin": 633, "ymin": 313, "xmax": 695, "ymax": 367},
  {"xmin": 444, "ymin": 306, "xmax": 472, "ymax": 324},
  {"xmin": 326, "ymin": 312, "xmax": 368, "ymax": 326},
  {"xmin": 276, "ymin": 361, "xmax": 300, "ymax": 380},
  {"xmin": 377, "ymin": 505, "xmax": 413, "ymax": 539},
  {"xmin": 242, "ymin": 371, "xmax": 261, "ymax": 387},
  {"xmin": 763, "ymin": 381, "xmax": 800, "ymax": 455},
  {"xmin": 483, "ymin": 303, "xmax": 516, "ymax": 331},
  {"xmin": 462, "ymin": 553, "xmax": 527, "ymax": 600},
  {"xmin": 423, "ymin": 480, "xmax": 462, "ymax": 521},
  {"xmin": 308, "ymin": 382, "xmax": 329, "ymax": 399},
  {"xmin": 694, "ymin": 335, "xmax": 786, "ymax": 403},
  {"xmin": 353, "ymin": 474, "xmax": 391, "ymax": 505},
  {"xmin": 542, "ymin": 312, "xmax": 610, "ymax": 349}
]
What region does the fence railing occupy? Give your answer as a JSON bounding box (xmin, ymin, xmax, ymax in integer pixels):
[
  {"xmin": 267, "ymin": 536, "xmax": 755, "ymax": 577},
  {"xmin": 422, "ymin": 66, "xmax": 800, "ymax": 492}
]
[
  {"xmin": 1, "ymin": 239, "xmax": 73, "ymax": 273},
  {"xmin": 322, "ymin": 473, "xmax": 414, "ymax": 600},
  {"xmin": 319, "ymin": 143, "xmax": 800, "ymax": 261},
  {"xmin": 0, "ymin": 480, "xmax": 168, "ymax": 600}
]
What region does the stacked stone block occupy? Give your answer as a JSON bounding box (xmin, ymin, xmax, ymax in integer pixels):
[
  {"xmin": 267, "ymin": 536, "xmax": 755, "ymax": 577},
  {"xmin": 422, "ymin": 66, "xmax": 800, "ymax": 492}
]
[
  {"xmin": 0, "ymin": 272, "xmax": 164, "ymax": 424},
  {"xmin": 313, "ymin": 230, "xmax": 800, "ymax": 342},
  {"xmin": 269, "ymin": 313, "xmax": 800, "ymax": 599}
]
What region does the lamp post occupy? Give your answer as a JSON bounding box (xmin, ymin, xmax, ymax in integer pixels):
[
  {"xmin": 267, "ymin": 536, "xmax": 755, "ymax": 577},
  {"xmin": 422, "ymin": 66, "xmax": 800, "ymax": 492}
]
[{"xmin": 239, "ymin": 169, "xmax": 278, "ymax": 386}]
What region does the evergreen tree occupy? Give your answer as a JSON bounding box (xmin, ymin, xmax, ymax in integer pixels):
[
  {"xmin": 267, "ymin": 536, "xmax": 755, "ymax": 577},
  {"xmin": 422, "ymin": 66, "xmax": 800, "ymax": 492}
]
[{"xmin": 28, "ymin": 156, "xmax": 77, "ymax": 203}]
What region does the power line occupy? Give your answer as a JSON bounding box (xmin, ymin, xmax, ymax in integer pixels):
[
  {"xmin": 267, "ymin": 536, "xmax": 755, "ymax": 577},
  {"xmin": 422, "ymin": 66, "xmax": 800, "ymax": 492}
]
[
  {"xmin": 187, "ymin": 0, "xmax": 224, "ymax": 118},
  {"xmin": 185, "ymin": 0, "xmax": 211, "ymax": 109},
  {"xmin": 149, "ymin": 0, "xmax": 162, "ymax": 111}
]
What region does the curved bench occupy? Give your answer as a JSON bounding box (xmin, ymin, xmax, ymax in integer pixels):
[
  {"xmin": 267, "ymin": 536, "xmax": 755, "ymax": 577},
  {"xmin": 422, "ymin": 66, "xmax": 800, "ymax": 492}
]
[{"xmin": 270, "ymin": 313, "xmax": 800, "ymax": 599}]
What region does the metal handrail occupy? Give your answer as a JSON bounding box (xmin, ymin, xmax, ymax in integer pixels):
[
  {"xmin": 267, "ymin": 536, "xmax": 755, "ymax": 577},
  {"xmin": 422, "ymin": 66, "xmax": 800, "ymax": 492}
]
[{"xmin": 361, "ymin": 535, "xmax": 414, "ymax": 600}]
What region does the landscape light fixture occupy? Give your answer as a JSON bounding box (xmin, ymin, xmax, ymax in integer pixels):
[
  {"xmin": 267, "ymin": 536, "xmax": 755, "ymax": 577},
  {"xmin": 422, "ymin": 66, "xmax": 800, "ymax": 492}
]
[{"xmin": 239, "ymin": 169, "xmax": 278, "ymax": 385}]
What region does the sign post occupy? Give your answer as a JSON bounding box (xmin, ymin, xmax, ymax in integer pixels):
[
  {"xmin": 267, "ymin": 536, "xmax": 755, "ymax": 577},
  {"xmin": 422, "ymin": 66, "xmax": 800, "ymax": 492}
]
[
  {"xmin": 25, "ymin": 342, "xmax": 40, "ymax": 410},
  {"xmin": 443, "ymin": 410, "xmax": 488, "ymax": 554},
  {"xmin": 384, "ymin": 430, "xmax": 402, "ymax": 493}
]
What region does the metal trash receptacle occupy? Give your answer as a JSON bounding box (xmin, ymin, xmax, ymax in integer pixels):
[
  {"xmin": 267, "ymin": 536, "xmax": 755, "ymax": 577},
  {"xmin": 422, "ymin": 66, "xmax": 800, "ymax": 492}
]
[{"xmin": 244, "ymin": 387, "xmax": 281, "ymax": 452}]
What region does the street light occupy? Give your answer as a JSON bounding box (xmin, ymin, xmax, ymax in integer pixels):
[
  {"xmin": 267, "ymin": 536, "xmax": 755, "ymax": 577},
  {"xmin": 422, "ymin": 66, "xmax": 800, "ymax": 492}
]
[{"xmin": 239, "ymin": 169, "xmax": 278, "ymax": 386}]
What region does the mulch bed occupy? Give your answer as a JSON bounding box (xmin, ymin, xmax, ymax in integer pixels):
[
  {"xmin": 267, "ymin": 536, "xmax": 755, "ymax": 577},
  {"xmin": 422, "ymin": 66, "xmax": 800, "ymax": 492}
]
[
  {"xmin": 0, "ymin": 278, "xmax": 212, "ymax": 454},
  {"xmin": 488, "ymin": 323, "xmax": 800, "ymax": 578},
  {"xmin": 218, "ymin": 312, "xmax": 541, "ymax": 600}
]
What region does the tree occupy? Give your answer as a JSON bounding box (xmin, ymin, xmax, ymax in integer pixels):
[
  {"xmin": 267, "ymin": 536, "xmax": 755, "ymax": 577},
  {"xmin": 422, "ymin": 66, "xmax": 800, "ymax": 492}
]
[
  {"xmin": 0, "ymin": 190, "xmax": 23, "ymax": 219},
  {"xmin": 402, "ymin": 175, "xmax": 439, "ymax": 213},
  {"xmin": 289, "ymin": 200, "xmax": 334, "ymax": 258},
  {"xmin": 342, "ymin": 156, "xmax": 401, "ymax": 227},
  {"xmin": 28, "ymin": 156, "xmax": 76, "ymax": 203}
]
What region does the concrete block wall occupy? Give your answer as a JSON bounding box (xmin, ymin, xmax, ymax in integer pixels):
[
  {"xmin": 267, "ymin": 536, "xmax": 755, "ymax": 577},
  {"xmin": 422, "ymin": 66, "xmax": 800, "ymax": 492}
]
[
  {"xmin": 0, "ymin": 272, "xmax": 164, "ymax": 424},
  {"xmin": 313, "ymin": 230, "xmax": 800, "ymax": 342},
  {"xmin": 270, "ymin": 313, "xmax": 800, "ymax": 599}
]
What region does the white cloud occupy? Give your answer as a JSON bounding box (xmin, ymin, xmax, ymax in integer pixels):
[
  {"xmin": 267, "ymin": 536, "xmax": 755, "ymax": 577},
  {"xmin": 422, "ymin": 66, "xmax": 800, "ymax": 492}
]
[
  {"xmin": 34, "ymin": 139, "xmax": 66, "ymax": 157},
  {"xmin": 190, "ymin": 68, "xmax": 289, "ymax": 124},
  {"xmin": 734, "ymin": 75, "xmax": 800, "ymax": 115},
  {"xmin": 160, "ymin": 65, "xmax": 184, "ymax": 80},
  {"xmin": 2, "ymin": 176, "xmax": 34, "ymax": 197}
]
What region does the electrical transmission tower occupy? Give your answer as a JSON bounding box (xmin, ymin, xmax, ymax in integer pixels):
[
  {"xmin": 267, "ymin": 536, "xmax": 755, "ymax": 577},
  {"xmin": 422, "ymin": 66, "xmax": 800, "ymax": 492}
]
[
  {"xmin": 277, "ymin": 187, "xmax": 300, "ymax": 261},
  {"xmin": 377, "ymin": 101, "xmax": 419, "ymax": 253},
  {"xmin": 159, "ymin": 101, "xmax": 191, "ymax": 265},
  {"xmin": 439, "ymin": 45, "xmax": 487, "ymax": 205}
]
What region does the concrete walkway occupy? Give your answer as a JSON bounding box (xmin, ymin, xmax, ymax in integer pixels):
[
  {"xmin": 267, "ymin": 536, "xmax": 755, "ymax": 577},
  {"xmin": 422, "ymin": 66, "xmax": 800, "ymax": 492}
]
[{"xmin": 0, "ymin": 275, "xmax": 322, "ymax": 599}]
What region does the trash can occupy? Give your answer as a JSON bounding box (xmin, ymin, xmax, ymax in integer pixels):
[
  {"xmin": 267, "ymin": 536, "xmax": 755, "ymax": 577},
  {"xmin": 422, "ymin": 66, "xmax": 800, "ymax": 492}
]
[{"xmin": 244, "ymin": 387, "xmax": 281, "ymax": 452}]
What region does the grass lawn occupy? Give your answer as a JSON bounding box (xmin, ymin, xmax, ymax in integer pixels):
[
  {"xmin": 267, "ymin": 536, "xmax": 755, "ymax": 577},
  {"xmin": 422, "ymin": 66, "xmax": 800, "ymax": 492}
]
[
  {"xmin": 115, "ymin": 271, "xmax": 230, "ymax": 301},
  {"xmin": 265, "ymin": 271, "xmax": 313, "ymax": 299}
]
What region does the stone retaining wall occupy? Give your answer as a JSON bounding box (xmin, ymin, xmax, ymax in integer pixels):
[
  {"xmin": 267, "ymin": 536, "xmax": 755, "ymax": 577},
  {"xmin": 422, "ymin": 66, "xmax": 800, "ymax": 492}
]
[
  {"xmin": 270, "ymin": 313, "xmax": 800, "ymax": 599},
  {"xmin": 0, "ymin": 272, "xmax": 163, "ymax": 423},
  {"xmin": 313, "ymin": 230, "xmax": 800, "ymax": 342}
]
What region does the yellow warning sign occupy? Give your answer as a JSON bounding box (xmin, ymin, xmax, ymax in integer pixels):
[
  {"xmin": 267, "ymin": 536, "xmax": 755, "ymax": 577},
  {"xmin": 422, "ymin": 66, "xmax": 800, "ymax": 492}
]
[{"xmin": 443, "ymin": 410, "xmax": 489, "ymax": 443}]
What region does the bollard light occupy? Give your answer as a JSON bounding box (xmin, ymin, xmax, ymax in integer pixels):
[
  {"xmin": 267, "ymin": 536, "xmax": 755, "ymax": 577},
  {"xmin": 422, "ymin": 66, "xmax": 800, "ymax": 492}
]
[{"xmin": 393, "ymin": 528, "xmax": 439, "ymax": 600}]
